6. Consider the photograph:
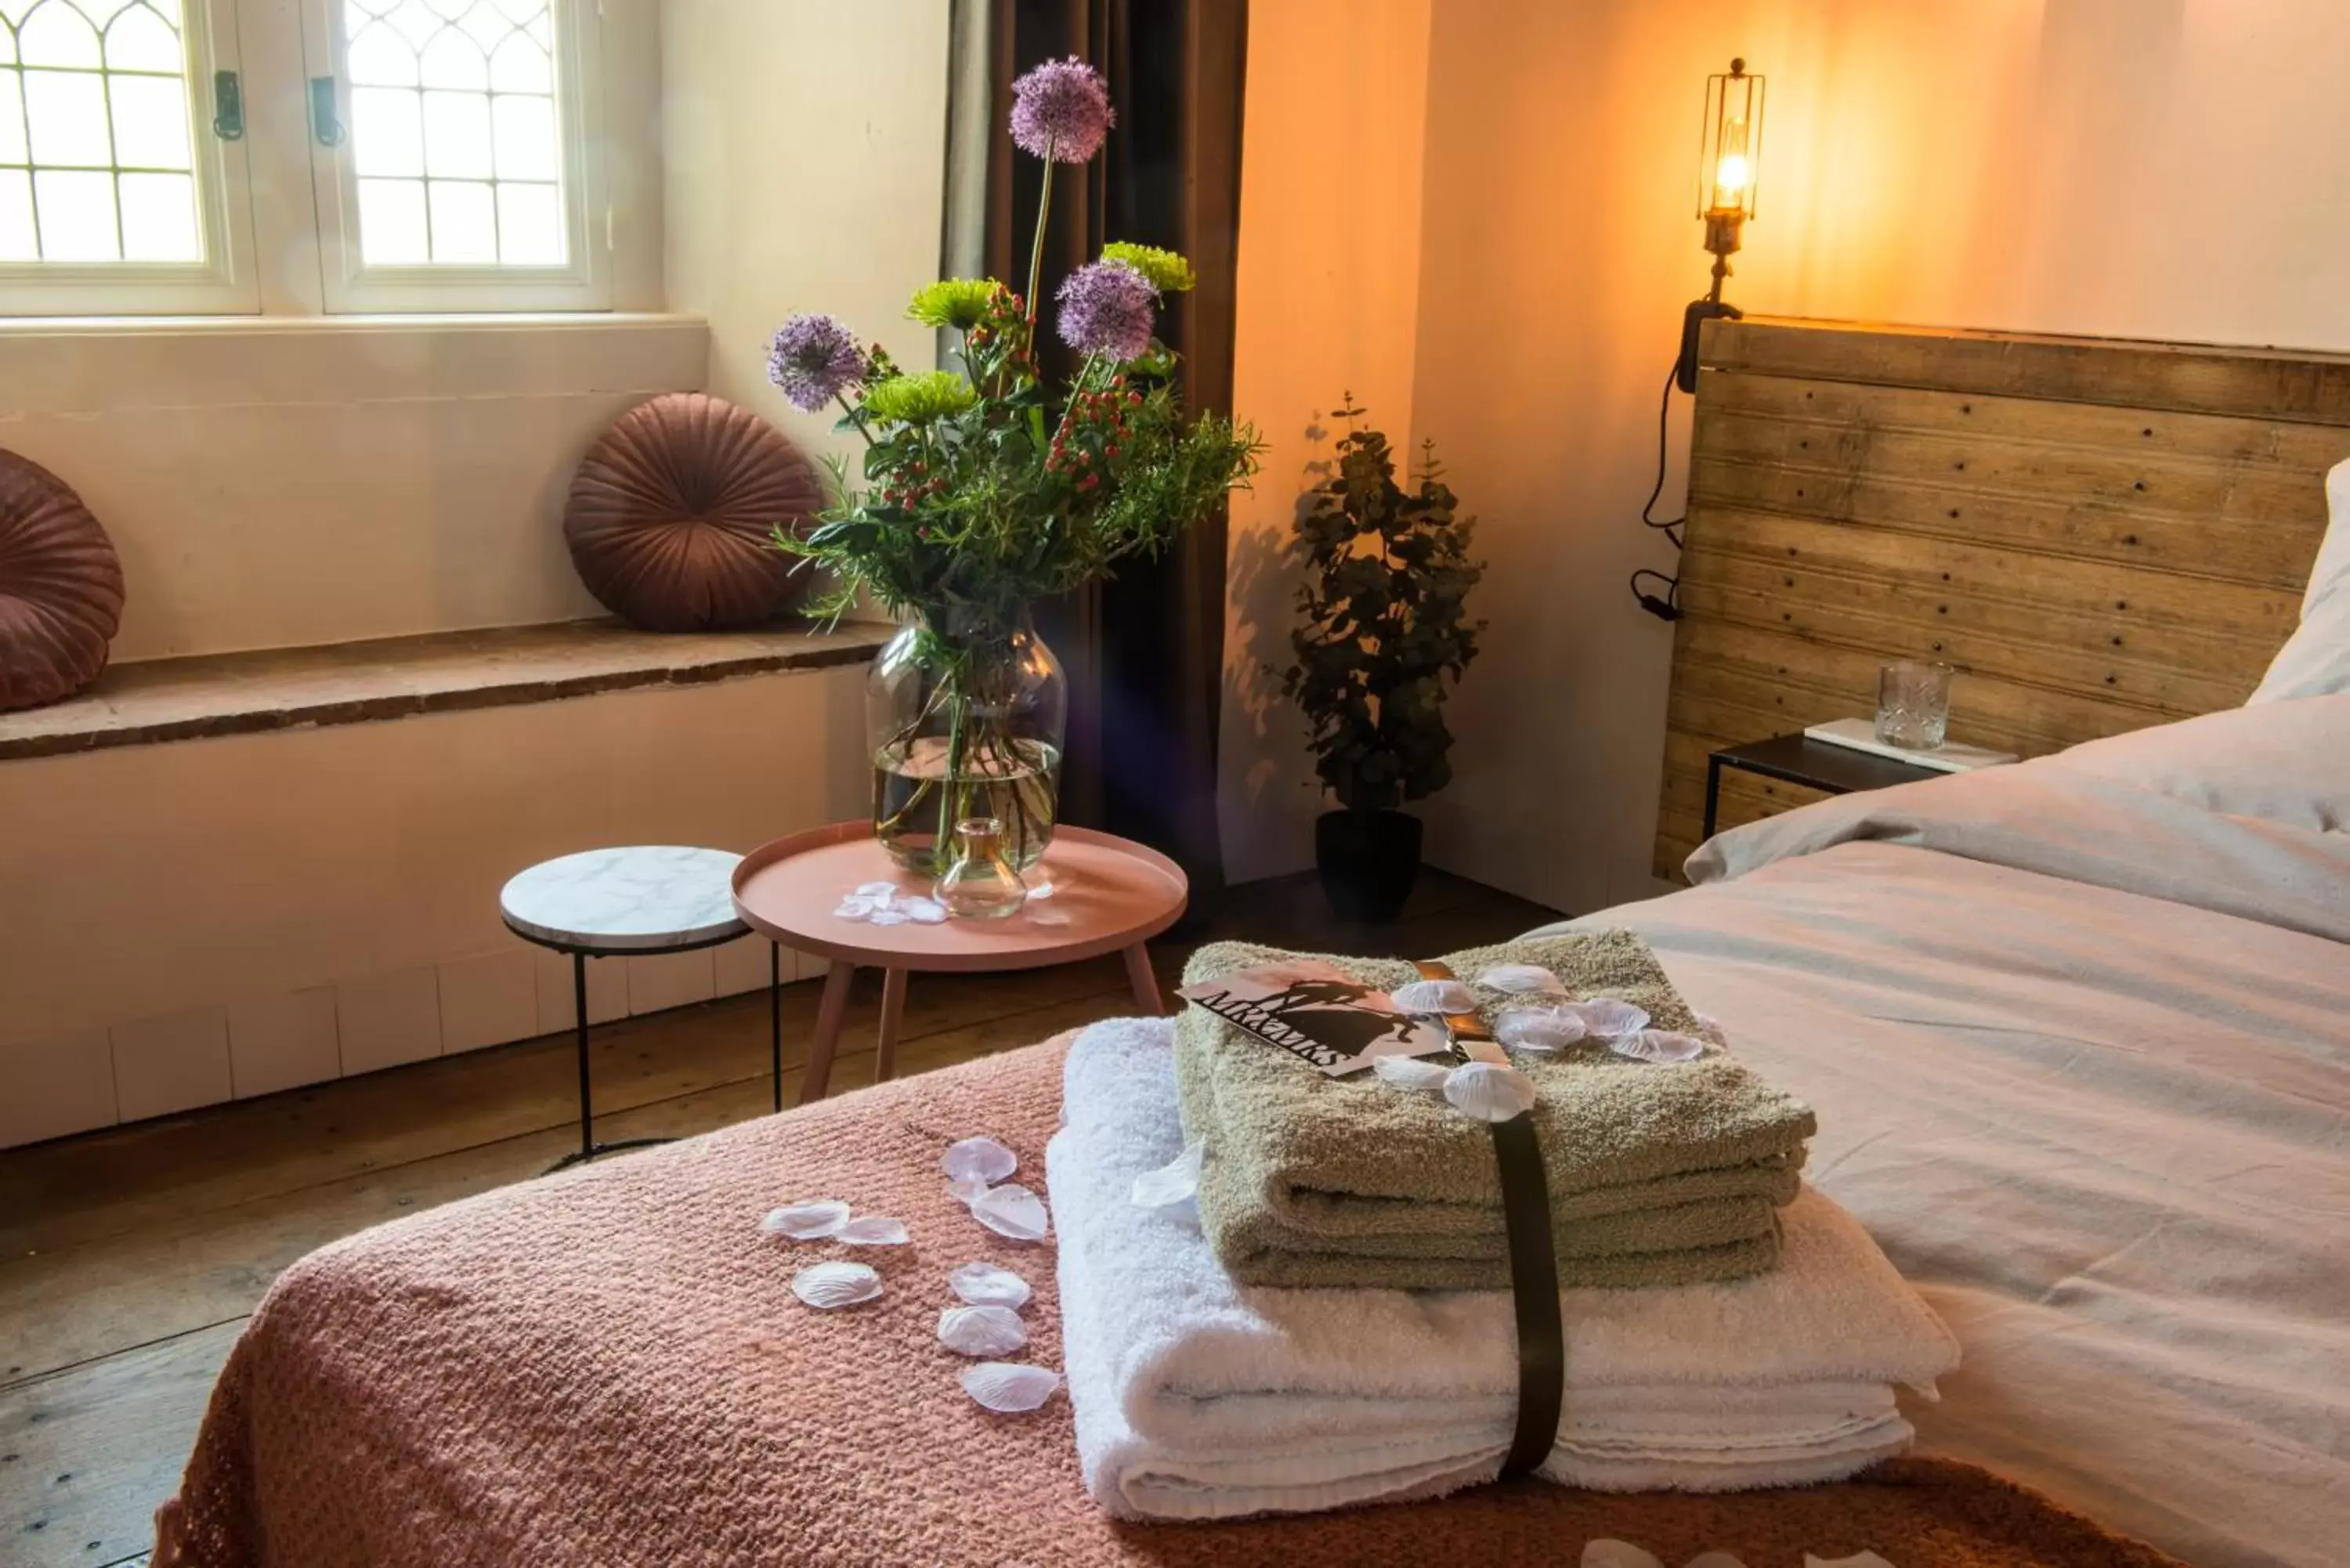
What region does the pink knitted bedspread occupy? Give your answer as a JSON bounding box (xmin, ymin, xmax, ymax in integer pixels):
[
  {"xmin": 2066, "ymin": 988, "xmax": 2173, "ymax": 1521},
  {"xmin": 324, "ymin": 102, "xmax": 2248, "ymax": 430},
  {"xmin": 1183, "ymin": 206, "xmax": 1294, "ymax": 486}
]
[{"xmin": 155, "ymin": 1038, "xmax": 2175, "ymax": 1568}]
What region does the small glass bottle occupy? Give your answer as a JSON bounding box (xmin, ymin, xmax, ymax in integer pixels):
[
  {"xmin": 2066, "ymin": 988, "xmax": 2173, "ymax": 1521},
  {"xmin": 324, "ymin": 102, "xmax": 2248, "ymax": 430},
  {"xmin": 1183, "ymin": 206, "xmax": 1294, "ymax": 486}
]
[{"xmin": 935, "ymin": 817, "xmax": 1029, "ymax": 919}]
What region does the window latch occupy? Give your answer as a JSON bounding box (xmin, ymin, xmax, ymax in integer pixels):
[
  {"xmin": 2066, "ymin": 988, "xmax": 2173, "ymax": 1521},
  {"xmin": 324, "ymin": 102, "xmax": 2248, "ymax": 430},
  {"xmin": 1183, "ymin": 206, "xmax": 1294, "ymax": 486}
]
[
  {"xmin": 309, "ymin": 76, "xmax": 345, "ymax": 147},
  {"xmin": 212, "ymin": 70, "xmax": 244, "ymax": 141}
]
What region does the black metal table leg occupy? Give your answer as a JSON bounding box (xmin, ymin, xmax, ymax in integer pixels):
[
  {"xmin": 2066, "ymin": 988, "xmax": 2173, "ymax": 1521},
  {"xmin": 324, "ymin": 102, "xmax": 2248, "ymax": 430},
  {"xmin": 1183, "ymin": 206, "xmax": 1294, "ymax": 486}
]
[
  {"xmin": 544, "ymin": 952, "xmax": 673, "ymax": 1174},
  {"xmin": 770, "ymin": 941, "xmax": 783, "ymax": 1113},
  {"xmin": 1703, "ymin": 753, "xmax": 1724, "ymax": 840}
]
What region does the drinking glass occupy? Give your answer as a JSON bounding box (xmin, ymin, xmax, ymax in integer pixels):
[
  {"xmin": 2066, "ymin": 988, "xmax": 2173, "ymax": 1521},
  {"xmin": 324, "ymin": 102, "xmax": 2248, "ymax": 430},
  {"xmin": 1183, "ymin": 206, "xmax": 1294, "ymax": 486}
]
[{"xmin": 1875, "ymin": 660, "xmax": 1953, "ymax": 750}]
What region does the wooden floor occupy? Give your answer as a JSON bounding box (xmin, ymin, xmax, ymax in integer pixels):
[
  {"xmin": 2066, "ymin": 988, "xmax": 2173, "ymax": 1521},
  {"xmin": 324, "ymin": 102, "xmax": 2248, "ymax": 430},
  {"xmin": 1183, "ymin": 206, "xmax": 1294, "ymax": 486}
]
[{"xmin": 0, "ymin": 869, "xmax": 1559, "ymax": 1568}]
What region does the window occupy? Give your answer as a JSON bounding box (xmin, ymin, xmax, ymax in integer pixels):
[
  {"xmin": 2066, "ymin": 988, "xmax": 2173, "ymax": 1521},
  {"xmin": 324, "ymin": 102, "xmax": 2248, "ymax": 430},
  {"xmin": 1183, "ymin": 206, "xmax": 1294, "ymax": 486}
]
[
  {"xmin": 0, "ymin": 0, "xmax": 609, "ymax": 316},
  {"xmin": 1, "ymin": 0, "xmax": 257, "ymax": 312},
  {"xmin": 306, "ymin": 0, "xmax": 605, "ymax": 310}
]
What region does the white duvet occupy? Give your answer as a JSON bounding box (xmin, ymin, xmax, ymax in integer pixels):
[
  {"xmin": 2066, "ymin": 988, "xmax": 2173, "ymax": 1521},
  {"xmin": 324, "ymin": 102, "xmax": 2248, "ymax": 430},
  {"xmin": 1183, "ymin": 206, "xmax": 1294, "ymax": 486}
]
[{"xmin": 1538, "ymin": 695, "xmax": 2350, "ymax": 1568}]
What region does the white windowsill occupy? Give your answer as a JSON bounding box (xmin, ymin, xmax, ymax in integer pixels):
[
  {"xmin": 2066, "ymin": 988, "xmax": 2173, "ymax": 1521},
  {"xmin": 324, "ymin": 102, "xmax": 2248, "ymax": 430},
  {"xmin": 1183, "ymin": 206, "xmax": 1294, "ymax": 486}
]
[
  {"xmin": 0, "ymin": 310, "xmax": 704, "ymax": 337},
  {"xmin": 0, "ymin": 312, "xmax": 711, "ymax": 414}
]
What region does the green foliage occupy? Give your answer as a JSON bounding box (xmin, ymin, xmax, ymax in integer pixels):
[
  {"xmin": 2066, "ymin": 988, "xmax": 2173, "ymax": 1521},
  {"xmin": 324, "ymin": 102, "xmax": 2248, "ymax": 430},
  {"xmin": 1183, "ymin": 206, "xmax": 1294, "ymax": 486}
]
[
  {"xmin": 907, "ymin": 278, "xmax": 997, "ymax": 331},
  {"xmin": 1100, "ymin": 242, "xmax": 1195, "ymax": 294},
  {"xmin": 779, "ymin": 272, "xmax": 1261, "ymax": 645},
  {"xmin": 1279, "ymin": 399, "xmax": 1485, "ymax": 811}
]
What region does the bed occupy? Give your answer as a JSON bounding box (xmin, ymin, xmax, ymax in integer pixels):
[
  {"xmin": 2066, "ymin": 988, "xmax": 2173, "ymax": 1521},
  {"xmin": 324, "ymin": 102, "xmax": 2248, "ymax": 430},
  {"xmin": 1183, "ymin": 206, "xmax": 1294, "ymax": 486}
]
[{"xmin": 154, "ymin": 323, "xmax": 2350, "ymax": 1566}]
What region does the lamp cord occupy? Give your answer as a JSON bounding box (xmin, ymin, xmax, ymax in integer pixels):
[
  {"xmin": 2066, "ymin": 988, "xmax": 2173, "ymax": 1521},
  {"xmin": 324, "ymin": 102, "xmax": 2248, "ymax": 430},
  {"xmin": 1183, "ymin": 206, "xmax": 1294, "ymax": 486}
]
[{"xmin": 1630, "ymin": 359, "xmax": 1686, "ymax": 620}]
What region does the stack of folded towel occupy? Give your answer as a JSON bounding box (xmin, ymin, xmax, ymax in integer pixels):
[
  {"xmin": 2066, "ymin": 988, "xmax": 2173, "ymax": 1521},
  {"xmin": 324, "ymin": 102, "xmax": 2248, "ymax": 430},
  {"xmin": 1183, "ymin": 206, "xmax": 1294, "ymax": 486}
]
[
  {"xmin": 1173, "ymin": 933, "xmax": 1817, "ymax": 1289},
  {"xmin": 1048, "ymin": 1014, "xmax": 1961, "ymax": 1521}
]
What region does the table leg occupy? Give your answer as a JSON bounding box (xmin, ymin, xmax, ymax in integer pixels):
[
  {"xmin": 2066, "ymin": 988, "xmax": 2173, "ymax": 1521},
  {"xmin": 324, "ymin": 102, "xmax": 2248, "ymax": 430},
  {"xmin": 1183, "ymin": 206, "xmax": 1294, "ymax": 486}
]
[
  {"xmin": 769, "ymin": 941, "xmax": 783, "ymax": 1115},
  {"xmin": 571, "ymin": 952, "xmax": 594, "ymax": 1161},
  {"xmin": 1703, "ymin": 754, "xmax": 1724, "ymax": 840},
  {"xmin": 801, "ymin": 959, "xmax": 855, "ymax": 1107},
  {"xmin": 875, "ymin": 967, "xmax": 909, "ymax": 1084},
  {"xmin": 1123, "ymin": 943, "xmax": 1164, "ymax": 1016}
]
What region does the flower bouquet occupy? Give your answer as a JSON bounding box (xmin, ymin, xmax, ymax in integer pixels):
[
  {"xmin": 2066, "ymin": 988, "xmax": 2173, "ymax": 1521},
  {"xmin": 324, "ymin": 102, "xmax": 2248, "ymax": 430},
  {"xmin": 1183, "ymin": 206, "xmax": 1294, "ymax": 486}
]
[{"xmin": 768, "ymin": 56, "xmax": 1260, "ymax": 880}]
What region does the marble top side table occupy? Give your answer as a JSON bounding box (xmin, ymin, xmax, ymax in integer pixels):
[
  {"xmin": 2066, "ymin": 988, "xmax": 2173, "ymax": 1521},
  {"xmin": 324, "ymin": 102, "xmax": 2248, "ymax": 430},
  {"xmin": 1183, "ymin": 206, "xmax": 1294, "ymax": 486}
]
[{"xmin": 501, "ymin": 845, "xmax": 772, "ymax": 1170}]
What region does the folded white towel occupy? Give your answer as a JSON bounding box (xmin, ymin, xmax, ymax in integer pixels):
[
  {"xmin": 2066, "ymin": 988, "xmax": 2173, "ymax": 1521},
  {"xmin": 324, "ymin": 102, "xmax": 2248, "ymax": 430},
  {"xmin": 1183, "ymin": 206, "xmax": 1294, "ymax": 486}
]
[{"xmin": 1048, "ymin": 1017, "xmax": 1960, "ymax": 1521}]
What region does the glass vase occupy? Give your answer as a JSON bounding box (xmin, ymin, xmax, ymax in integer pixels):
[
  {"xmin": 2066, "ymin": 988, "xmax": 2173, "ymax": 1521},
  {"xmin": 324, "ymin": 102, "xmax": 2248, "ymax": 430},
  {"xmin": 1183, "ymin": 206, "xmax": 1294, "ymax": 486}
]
[
  {"xmin": 868, "ymin": 612, "xmax": 1066, "ymax": 878},
  {"xmin": 935, "ymin": 817, "xmax": 1031, "ymax": 919}
]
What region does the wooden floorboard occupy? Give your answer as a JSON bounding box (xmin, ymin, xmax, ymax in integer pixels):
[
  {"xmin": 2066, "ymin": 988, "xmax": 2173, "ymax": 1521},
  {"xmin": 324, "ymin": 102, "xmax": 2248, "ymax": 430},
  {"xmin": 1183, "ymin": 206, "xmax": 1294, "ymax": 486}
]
[{"xmin": 0, "ymin": 869, "xmax": 1560, "ymax": 1566}]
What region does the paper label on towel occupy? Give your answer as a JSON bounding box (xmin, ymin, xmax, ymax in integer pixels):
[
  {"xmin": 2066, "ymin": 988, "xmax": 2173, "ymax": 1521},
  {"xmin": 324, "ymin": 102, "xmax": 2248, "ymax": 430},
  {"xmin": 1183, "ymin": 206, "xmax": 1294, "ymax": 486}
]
[{"xmin": 1177, "ymin": 960, "xmax": 1450, "ymax": 1076}]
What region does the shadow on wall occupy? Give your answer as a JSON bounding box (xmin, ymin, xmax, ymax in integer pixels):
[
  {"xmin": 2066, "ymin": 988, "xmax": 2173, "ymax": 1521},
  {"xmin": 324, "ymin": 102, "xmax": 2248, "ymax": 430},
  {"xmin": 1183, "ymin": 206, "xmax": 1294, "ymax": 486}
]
[{"xmin": 1219, "ymin": 413, "xmax": 1339, "ymax": 880}]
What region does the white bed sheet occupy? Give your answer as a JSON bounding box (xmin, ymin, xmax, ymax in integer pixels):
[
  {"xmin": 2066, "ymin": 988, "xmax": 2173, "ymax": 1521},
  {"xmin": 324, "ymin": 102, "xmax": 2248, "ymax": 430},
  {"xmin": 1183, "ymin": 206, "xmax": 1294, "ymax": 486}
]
[{"xmin": 1535, "ymin": 696, "xmax": 2350, "ymax": 1567}]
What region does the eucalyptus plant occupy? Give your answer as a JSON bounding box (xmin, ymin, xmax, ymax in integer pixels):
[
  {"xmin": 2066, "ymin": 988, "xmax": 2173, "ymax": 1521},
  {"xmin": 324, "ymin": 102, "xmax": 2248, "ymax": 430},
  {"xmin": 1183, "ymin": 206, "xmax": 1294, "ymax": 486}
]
[{"xmin": 1281, "ymin": 399, "xmax": 1485, "ymax": 811}]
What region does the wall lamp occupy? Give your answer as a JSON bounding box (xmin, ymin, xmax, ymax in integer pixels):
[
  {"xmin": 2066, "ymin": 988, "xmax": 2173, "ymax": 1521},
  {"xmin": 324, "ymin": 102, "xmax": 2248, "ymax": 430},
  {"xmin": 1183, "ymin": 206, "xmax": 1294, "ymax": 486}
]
[{"xmin": 1635, "ymin": 58, "xmax": 1766, "ymax": 622}]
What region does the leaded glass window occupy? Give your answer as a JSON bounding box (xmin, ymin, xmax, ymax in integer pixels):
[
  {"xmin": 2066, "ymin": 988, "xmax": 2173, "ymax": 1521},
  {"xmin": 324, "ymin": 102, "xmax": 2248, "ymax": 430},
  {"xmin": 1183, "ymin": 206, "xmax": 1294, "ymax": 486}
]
[
  {"xmin": 0, "ymin": 0, "xmax": 204, "ymax": 264},
  {"xmin": 341, "ymin": 0, "xmax": 566, "ymax": 268}
]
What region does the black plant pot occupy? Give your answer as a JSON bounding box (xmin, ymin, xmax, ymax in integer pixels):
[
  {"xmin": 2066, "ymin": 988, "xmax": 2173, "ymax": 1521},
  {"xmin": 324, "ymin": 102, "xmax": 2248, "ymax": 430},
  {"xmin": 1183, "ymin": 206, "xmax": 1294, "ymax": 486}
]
[{"xmin": 1314, "ymin": 808, "xmax": 1423, "ymax": 923}]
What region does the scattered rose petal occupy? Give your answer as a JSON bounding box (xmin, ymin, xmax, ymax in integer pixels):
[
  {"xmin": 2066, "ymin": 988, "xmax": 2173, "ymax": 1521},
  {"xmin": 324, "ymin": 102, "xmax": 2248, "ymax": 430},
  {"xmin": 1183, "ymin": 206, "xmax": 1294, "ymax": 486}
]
[
  {"xmin": 942, "ymin": 1136, "xmax": 1018, "ymax": 1184},
  {"xmin": 1559, "ymin": 997, "xmax": 1650, "ymax": 1039},
  {"xmin": 1372, "ymin": 1054, "xmax": 1453, "ymax": 1093},
  {"xmin": 855, "ymin": 880, "xmax": 896, "ymax": 897},
  {"xmin": 837, "ymin": 1215, "xmax": 909, "ymax": 1245},
  {"xmin": 938, "ymin": 1304, "xmax": 1029, "ymax": 1357},
  {"xmin": 761, "ymin": 1198, "xmax": 851, "ymax": 1241},
  {"xmin": 1495, "ymin": 1007, "xmax": 1589, "ymax": 1053},
  {"xmin": 1614, "ymin": 1028, "xmax": 1706, "ymax": 1064},
  {"xmin": 1581, "ymin": 1541, "xmax": 1667, "ymax": 1568},
  {"xmin": 961, "ymin": 1360, "xmax": 1061, "ymax": 1412},
  {"xmin": 833, "ymin": 896, "xmax": 875, "ymax": 919},
  {"xmin": 1479, "ymin": 963, "xmax": 1567, "ymax": 995},
  {"xmin": 868, "ymin": 908, "xmax": 909, "ymax": 927},
  {"xmin": 1391, "ymin": 978, "xmax": 1476, "ymax": 1016},
  {"xmin": 902, "ymin": 896, "xmax": 948, "ymax": 924},
  {"xmin": 1025, "ymin": 880, "xmax": 1056, "ymax": 901},
  {"xmin": 791, "ymin": 1259, "xmax": 883, "ymax": 1309},
  {"xmin": 948, "ymin": 1176, "xmax": 992, "ymax": 1207},
  {"xmin": 948, "ymin": 1261, "xmax": 1032, "ymax": 1309},
  {"xmin": 1444, "ymin": 1060, "xmax": 1538, "ymax": 1122},
  {"xmin": 971, "ymin": 1182, "xmax": 1050, "ymax": 1241},
  {"xmin": 1130, "ymin": 1139, "xmax": 1204, "ymax": 1209}
]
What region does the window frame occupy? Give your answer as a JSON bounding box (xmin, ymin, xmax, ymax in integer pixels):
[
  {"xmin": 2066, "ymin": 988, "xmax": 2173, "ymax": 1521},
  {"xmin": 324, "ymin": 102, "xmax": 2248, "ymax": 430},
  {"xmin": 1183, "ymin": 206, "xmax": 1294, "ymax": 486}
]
[
  {"xmin": 296, "ymin": 0, "xmax": 609, "ymax": 314},
  {"xmin": 0, "ymin": 0, "xmax": 262, "ymax": 316}
]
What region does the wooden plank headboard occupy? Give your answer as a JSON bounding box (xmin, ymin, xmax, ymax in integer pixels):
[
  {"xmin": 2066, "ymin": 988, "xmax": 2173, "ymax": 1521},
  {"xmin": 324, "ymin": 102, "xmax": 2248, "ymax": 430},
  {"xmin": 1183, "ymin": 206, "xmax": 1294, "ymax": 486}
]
[{"xmin": 1654, "ymin": 317, "xmax": 2349, "ymax": 880}]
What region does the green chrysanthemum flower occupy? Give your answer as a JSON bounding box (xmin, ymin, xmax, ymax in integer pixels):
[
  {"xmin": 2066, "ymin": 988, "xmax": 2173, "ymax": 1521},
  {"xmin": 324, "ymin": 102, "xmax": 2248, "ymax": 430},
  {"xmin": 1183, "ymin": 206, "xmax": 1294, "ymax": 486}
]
[
  {"xmin": 860, "ymin": 370, "xmax": 978, "ymax": 425},
  {"xmin": 907, "ymin": 277, "xmax": 1000, "ymax": 331},
  {"xmin": 1101, "ymin": 242, "xmax": 1195, "ymax": 294}
]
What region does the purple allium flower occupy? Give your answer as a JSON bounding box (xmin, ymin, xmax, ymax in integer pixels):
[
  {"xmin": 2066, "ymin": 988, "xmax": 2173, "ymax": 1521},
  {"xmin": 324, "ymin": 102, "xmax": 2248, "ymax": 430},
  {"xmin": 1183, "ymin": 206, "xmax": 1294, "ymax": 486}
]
[
  {"xmin": 1055, "ymin": 261, "xmax": 1158, "ymax": 361},
  {"xmin": 1010, "ymin": 56, "xmax": 1114, "ymax": 164},
  {"xmin": 766, "ymin": 313, "xmax": 863, "ymax": 412}
]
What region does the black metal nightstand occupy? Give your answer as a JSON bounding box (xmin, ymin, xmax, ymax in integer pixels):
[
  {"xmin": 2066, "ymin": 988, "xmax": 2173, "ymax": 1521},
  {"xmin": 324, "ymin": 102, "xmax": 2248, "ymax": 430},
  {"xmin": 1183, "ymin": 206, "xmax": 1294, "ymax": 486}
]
[{"xmin": 1703, "ymin": 734, "xmax": 1945, "ymax": 839}]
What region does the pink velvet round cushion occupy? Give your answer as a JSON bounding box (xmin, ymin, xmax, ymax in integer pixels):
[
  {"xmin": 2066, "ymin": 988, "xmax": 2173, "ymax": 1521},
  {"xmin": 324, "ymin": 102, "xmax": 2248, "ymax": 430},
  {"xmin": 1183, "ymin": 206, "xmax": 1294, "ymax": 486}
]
[
  {"xmin": 0, "ymin": 450, "xmax": 125, "ymax": 712},
  {"xmin": 564, "ymin": 392, "xmax": 823, "ymax": 632}
]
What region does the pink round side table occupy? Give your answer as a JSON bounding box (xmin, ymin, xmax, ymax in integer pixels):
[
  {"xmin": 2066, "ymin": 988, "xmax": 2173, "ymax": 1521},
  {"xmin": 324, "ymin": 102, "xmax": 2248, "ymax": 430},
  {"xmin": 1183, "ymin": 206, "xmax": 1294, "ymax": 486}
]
[{"xmin": 732, "ymin": 822, "xmax": 1188, "ymax": 1104}]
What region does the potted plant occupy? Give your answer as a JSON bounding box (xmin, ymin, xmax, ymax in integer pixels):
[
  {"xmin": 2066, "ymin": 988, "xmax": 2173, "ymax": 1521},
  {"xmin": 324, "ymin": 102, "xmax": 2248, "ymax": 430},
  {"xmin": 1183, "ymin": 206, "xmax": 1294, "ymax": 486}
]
[
  {"xmin": 767, "ymin": 56, "xmax": 1260, "ymax": 879},
  {"xmin": 1280, "ymin": 399, "xmax": 1484, "ymax": 921}
]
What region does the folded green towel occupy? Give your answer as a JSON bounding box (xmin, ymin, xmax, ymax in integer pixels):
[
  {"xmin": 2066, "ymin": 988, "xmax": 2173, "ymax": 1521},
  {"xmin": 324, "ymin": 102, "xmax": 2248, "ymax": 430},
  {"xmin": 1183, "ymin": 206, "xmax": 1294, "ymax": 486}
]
[{"xmin": 1174, "ymin": 930, "xmax": 1817, "ymax": 1291}]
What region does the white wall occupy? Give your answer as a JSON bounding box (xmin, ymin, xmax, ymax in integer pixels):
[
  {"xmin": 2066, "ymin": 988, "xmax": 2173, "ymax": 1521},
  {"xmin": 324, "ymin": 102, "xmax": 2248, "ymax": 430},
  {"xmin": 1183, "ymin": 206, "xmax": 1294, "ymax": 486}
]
[
  {"xmin": 0, "ymin": 317, "xmax": 704, "ymax": 659},
  {"xmin": 0, "ymin": 664, "xmax": 870, "ymax": 1147},
  {"xmin": 663, "ymin": 2, "xmax": 953, "ymax": 483},
  {"xmin": 1391, "ymin": 0, "xmax": 2350, "ymax": 918},
  {"xmin": 1220, "ymin": 0, "xmax": 1434, "ymax": 883}
]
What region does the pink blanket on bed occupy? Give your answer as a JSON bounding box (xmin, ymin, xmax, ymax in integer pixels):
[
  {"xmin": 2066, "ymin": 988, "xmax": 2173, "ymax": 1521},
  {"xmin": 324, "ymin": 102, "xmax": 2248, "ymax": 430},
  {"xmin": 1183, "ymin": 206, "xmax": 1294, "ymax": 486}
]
[{"xmin": 155, "ymin": 1037, "xmax": 2173, "ymax": 1568}]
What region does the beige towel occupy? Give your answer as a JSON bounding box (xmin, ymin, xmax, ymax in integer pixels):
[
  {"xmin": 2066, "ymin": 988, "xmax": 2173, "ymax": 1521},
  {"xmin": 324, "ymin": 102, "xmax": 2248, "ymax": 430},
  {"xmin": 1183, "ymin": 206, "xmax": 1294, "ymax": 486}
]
[{"xmin": 1175, "ymin": 931, "xmax": 1815, "ymax": 1290}]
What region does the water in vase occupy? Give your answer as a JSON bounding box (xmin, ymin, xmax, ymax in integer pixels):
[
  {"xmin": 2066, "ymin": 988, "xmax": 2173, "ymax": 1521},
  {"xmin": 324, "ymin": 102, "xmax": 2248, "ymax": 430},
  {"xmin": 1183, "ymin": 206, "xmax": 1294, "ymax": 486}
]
[{"xmin": 873, "ymin": 735, "xmax": 1061, "ymax": 876}]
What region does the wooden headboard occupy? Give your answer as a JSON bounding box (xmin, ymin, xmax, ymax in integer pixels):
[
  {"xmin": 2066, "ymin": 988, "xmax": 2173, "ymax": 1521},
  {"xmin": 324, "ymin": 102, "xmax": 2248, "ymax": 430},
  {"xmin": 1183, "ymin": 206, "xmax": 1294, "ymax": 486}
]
[{"xmin": 1654, "ymin": 317, "xmax": 2348, "ymax": 880}]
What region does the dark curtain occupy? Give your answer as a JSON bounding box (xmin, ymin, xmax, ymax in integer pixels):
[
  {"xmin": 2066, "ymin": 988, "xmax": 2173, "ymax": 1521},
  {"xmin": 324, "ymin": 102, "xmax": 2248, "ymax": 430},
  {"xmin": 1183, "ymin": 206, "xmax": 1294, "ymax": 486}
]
[{"xmin": 979, "ymin": 0, "xmax": 1248, "ymax": 925}]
